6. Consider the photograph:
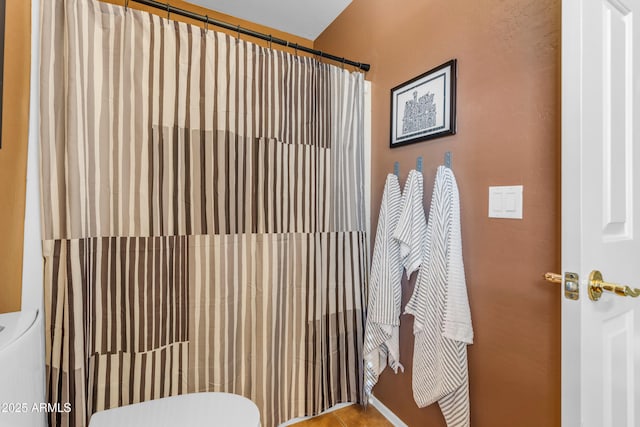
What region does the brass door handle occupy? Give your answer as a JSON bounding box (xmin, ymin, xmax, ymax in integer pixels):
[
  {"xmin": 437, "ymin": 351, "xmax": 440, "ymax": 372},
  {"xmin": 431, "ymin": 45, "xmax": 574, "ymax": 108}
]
[{"xmin": 588, "ymin": 270, "xmax": 640, "ymax": 301}]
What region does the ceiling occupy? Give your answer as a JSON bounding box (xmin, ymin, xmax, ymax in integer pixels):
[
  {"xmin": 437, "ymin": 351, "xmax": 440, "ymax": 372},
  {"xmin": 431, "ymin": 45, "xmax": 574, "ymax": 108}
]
[{"xmin": 187, "ymin": 0, "xmax": 352, "ymax": 40}]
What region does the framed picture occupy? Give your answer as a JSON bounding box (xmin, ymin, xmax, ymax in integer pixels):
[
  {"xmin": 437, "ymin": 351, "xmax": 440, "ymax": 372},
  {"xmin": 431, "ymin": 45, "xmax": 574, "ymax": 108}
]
[{"xmin": 390, "ymin": 59, "xmax": 457, "ymax": 148}]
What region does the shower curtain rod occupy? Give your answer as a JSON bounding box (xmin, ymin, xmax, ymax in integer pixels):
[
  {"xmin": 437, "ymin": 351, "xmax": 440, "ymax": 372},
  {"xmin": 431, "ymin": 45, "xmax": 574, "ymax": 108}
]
[{"xmin": 129, "ymin": 0, "xmax": 371, "ymax": 72}]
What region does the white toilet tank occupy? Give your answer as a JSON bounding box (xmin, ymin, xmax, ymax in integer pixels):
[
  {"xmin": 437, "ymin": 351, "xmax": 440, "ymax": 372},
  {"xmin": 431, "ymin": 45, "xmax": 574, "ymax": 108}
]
[
  {"xmin": 0, "ymin": 309, "xmax": 47, "ymax": 427},
  {"xmin": 89, "ymin": 392, "xmax": 261, "ymax": 427}
]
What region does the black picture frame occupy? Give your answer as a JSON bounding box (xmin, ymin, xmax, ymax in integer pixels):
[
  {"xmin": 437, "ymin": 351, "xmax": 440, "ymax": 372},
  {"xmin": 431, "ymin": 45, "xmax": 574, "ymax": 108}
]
[{"xmin": 390, "ymin": 59, "xmax": 457, "ymax": 148}]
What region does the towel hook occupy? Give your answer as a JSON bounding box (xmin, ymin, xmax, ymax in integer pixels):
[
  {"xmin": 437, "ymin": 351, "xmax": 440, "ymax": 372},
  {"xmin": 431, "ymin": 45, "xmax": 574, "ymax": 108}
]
[
  {"xmin": 393, "ymin": 161, "xmax": 400, "ymax": 177},
  {"xmin": 416, "ymin": 156, "xmax": 423, "ymax": 172},
  {"xmin": 444, "ymin": 151, "xmax": 452, "ymax": 169}
]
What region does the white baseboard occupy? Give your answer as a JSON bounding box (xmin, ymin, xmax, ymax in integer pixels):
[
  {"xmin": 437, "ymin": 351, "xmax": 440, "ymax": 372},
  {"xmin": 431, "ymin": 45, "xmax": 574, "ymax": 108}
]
[{"xmin": 369, "ymin": 395, "xmax": 408, "ymax": 427}]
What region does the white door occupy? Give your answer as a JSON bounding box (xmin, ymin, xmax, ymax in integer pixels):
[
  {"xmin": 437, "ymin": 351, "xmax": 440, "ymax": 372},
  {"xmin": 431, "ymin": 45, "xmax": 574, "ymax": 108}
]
[{"xmin": 562, "ymin": 0, "xmax": 640, "ymax": 426}]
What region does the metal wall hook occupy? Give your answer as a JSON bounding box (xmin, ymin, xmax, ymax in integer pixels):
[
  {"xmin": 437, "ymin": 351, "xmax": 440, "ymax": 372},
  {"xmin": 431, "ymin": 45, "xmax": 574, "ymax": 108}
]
[{"xmin": 444, "ymin": 151, "xmax": 452, "ymax": 169}]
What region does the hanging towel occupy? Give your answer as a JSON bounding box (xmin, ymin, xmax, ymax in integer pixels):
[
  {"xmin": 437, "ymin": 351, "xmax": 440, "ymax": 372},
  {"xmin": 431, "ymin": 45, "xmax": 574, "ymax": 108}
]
[
  {"xmin": 393, "ymin": 169, "xmax": 428, "ymax": 277},
  {"xmin": 404, "ymin": 166, "xmax": 473, "ymax": 426},
  {"xmin": 363, "ymin": 174, "xmax": 404, "ymax": 404}
]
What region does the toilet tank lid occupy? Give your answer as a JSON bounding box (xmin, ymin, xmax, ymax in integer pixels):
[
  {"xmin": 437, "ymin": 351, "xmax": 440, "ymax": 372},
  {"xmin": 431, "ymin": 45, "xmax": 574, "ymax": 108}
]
[
  {"xmin": 89, "ymin": 392, "xmax": 261, "ymax": 427},
  {"xmin": 0, "ymin": 310, "xmax": 38, "ymax": 352}
]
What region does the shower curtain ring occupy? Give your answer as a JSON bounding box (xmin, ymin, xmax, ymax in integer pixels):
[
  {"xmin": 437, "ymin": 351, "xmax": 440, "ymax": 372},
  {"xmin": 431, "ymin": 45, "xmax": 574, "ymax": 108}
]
[
  {"xmin": 204, "ymin": 15, "xmax": 208, "ymax": 33},
  {"xmin": 269, "ymin": 35, "xmax": 272, "ymax": 49},
  {"xmin": 125, "ymin": 0, "xmax": 129, "ymax": 12},
  {"xmin": 166, "ymin": 2, "xmax": 170, "ymax": 19},
  {"xmin": 342, "ymin": 58, "xmax": 346, "ymax": 70},
  {"xmin": 237, "ymin": 24, "xmax": 241, "ymax": 40}
]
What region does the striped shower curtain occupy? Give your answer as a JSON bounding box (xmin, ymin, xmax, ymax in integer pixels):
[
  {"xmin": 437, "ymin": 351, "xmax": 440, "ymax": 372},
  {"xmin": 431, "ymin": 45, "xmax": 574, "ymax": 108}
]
[{"xmin": 39, "ymin": 1, "xmax": 367, "ymax": 426}]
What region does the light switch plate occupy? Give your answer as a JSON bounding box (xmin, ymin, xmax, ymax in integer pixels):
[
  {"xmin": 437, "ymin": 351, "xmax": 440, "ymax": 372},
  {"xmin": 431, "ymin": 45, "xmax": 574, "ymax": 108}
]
[{"xmin": 488, "ymin": 185, "xmax": 523, "ymax": 219}]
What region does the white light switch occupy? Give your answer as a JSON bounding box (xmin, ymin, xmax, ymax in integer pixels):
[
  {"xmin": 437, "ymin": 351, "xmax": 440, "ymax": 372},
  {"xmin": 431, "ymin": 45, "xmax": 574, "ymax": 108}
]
[{"xmin": 488, "ymin": 185, "xmax": 523, "ymax": 219}]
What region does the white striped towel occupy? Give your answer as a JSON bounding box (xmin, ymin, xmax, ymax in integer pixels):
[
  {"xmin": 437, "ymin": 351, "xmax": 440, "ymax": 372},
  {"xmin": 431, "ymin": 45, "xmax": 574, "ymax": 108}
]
[
  {"xmin": 363, "ymin": 174, "xmax": 404, "ymax": 404},
  {"xmin": 393, "ymin": 170, "xmax": 428, "ymax": 278},
  {"xmin": 404, "ymin": 166, "xmax": 473, "ymax": 426}
]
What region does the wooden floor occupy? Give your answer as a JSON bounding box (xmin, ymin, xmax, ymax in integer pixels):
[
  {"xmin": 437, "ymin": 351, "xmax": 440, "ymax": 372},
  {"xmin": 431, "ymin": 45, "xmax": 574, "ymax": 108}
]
[{"xmin": 290, "ymin": 404, "xmax": 393, "ymax": 427}]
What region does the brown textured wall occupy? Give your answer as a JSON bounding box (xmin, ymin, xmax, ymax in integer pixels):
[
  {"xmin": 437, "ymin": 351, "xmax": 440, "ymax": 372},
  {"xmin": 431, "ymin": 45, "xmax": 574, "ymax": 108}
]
[
  {"xmin": 315, "ymin": 1, "xmax": 561, "ymax": 426},
  {"xmin": 0, "ymin": 0, "xmax": 31, "ymax": 314}
]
